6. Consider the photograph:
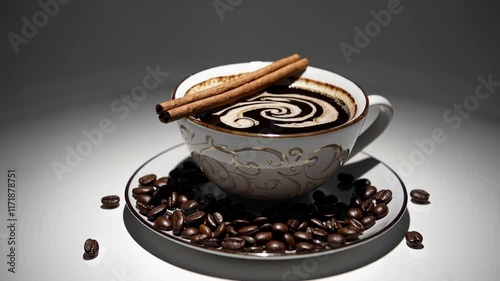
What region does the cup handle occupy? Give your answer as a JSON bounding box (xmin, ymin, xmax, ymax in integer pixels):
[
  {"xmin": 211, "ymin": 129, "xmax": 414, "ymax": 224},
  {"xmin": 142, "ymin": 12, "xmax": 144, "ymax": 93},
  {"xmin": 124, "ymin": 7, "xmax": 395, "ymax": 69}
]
[{"xmin": 348, "ymin": 95, "xmax": 393, "ymax": 159}]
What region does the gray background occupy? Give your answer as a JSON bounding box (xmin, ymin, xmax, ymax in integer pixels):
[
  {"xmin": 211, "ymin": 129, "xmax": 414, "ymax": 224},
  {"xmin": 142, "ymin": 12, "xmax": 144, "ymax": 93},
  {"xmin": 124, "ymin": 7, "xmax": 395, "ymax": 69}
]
[{"xmin": 1, "ymin": 1, "xmax": 499, "ymax": 280}]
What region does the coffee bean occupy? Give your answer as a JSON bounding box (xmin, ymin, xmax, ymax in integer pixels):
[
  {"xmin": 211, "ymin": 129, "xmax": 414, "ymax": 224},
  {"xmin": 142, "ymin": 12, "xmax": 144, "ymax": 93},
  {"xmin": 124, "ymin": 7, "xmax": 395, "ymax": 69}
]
[
  {"xmin": 241, "ymin": 236, "xmax": 256, "ymax": 246},
  {"xmin": 288, "ymin": 219, "xmax": 300, "ymax": 230},
  {"xmin": 212, "ymin": 212, "xmax": 224, "ymax": 225},
  {"xmin": 295, "ymin": 242, "xmax": 315, "ymax": 252},
  {"xmin": 337, "ymin": 226, "xmax": 360, "ymax": 241},
  {"xmin": 214, "ymin": 223, "xmax": 227, "ymax": 239},
  {"xmin": 167, "ymin": 191, "xmax": 179, "ymax": 209},
  {"xmin": 202, "ymin": 238, "xmax": 221, "ymax": 248},
  {"xmin": 206, "ymin": 214, "xmax": 217, "ymax": 229},
  {"xmin": 177, "ymin": 194, "xmax": 189, "ymax": 204},
  {"xmin": 272, "ymin": 223, "xmax": 289, "ymax": 234},
  {"xmin": 226, "ymin": 225, "xmax": 238, "ymax": 236},
  {"xmin": 265, "ymin": 240, "xmax": 286, "ymax": 253},
  {"xmin": 372, "ymin": 203, "xmax": 389, "ymax": 219},
  {"xmin": 360, "ymin": 215, "xmax": 376, "ymax": 229},
  {"xmin": 132, "ymin": 186, "xmax": 154, "ymax": 197},
  {"xmin": 199, "ymin": 224, "xmax": 212, "ymax": 236},
  {"xmin": 232, "ymin": 219, "xmax": 250, "ymax": 229},
  {"xmin": 410, "ymin": 189, "xmax": 430, "ymax": 204},
  {"xmin": 363, "ymin": 186, "xmax": 378, "ymax": 200},
  {"xmin": 147, "ymin": 204, "xmax": 167, "ymax": 221},
  {"xmin": 347, "ymin": 208, "xmax": 364, "ymax": 220},
  {"xmin": 153, "ymin": 179, "xmax": 169, "ymax": 189},
  {"xmin": 375, "ymin": 189, "xmax": 392, "ymax": 204},
  {"xmin": 181, "ymin": 227, "xmax": 200, "ymax": 239},
  {"xmin": 84, "ymin": 238, "xmax": 99, "ymax": 258},
  {"xmin": 259, "ymin": 223, "xmax": 273, "ymax": 231},
  {"xmin": 255, "ymin": 232, "xmax": 273, "ymax": 245},
  {"xmin": 347, "ymin": 218, "xmax": 364, "ymax": 233},
  {"xmin": 222, "ymin": 237, "xmax": 246, "ymax": 250},
  {"xmin": 186, "ymin": 211, "xmax": 206, "ymax": 225},
  {"xmin": 353, "ymin": 178, "xmax": 371, "ymax": 189},
  {"xmin": 360, "ymin": 200, "xmax": 375, "ymax": 213},
  {"xmin": 154, "ymin": 216, "xmax": 172, "ymax": 231},
  {"xmin": 181, "ymin": 200, "xmax": 198, "ymax": 214},
  {"xmin": 311, "ymin": 228, "xmax": 329, "ymax": 237},
  {"xmin": 139, "ymin": 174, "xmax": 156, "ymax": 186},
  {"xmin": 237, "ymin": 225, "xmax": 259, "ymax": 236},
  {"xmin": 136, "ymin": 201, "xmax": 153, "ymax": 216},
  {"xmin": 282, "ymin": 233, "xmax": 296, "ymax": 251},
  {"xmin": 172, "ymin": 210, "xmax": 185, "ymax": 236},
  {"xmin": 101, "ymin": 195, "xmax": 120, "ymax": 208},
  {"xmin": 337, "ymin": 173, "xmax": 354, "ymax": 184},
  {"xmin": 191, "ymin": 233, "xmax": 209, "ymax": 244},
  {"xmin": 137, "ymin": 194, "xmax": 152, "ymax": 205},
  {"xmin": 312, "ymin": 239, "xmax": 328, "ymax": 249},
  {"xmin": 293, "ymin": 231, "xmax": 313, "ymax": 242},
  {"xmin": 252, "ymin": 217, "xmax": 269, "ymax": 226},
  {"xmin": 297, "ymin": 221, "xmax": 308, "ymax": 231},
  {"xmin": 244, "ymin": 246, "xmax": 264, "ymax": 253},
  {"xmin": 327, "ymin": 233, "xmax": 346, "ymax": 248},
  {"xmin": 405, "ymin": 231, "xmax": 424, "ymax": 249},
  {"xmin": 309, "ymin": 218, "xmax": 325, "ymax": 229}
]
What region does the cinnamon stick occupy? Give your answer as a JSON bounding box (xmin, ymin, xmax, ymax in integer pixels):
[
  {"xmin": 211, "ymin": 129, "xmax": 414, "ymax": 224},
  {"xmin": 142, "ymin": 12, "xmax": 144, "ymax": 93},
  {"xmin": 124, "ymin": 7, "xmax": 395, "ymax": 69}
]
[
  {"xmin": 155, "ymin": 54, "xmax": 301, "ymax": 114},
  {"xmin": 159, "ymin": 57, "xmax": 308, "ymax": 124}
]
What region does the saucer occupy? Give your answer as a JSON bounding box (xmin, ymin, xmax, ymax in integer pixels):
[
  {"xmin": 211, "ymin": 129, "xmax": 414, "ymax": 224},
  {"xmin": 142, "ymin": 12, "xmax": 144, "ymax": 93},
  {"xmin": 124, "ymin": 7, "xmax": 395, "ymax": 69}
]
[{"xmin": 124, "ymin": 143, "xmax": 407, "ymax": 260}]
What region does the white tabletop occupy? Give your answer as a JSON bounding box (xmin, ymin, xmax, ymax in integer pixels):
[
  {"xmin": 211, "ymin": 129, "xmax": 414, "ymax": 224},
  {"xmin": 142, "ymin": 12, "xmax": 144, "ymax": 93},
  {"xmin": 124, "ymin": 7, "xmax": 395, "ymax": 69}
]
[{"xmin": 1, "ymin": 85, "xmax": 499, "ymax": 280}]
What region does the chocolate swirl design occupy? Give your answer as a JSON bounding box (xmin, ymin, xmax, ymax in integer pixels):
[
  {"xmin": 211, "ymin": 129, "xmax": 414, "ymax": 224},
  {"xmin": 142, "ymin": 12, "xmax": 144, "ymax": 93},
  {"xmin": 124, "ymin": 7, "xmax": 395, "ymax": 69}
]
[{"xmin": 207, "ymin": 88, "xmax": 350, "ymax": 134}]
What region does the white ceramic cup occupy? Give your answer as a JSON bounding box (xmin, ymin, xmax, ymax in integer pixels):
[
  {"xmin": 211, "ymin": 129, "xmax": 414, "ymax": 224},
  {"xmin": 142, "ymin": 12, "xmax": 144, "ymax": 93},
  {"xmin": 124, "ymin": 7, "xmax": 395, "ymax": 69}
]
[{"xmin": 172, "ymin": 62, "xmax": 393, "ymax": 201}]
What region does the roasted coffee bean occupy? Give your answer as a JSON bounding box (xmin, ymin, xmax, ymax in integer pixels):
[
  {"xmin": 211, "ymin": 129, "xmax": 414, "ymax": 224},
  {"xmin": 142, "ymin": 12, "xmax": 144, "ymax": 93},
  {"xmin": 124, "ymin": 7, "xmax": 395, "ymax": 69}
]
[
  {"xmin": 272, "ymin": 223, "xmax": 289, "ymax": 234},
  {"xmin": 255, "ymin": 232, "xmax": 273, "ymax": 245},
  {"xmin": 410, "ymin": 189, "xmax": 430, "ymax": 204},
  {"xmin": 167, "ymin": 191, "xmax": 179, "ymax": 209},
  {"xmin": 288, "ymin": 219, "xmax": 300, "ymax": 230},
  {"xmin": 136, "ymin": 194, "xmax": 152, "ymax": 205},
  {"xmin": 360, "ymin": 216, "xmax": 376, "ymax": 229},
  {"xmin": 154, "ymin": 216, "xmax": 172, "ymax": 231},
  {"xmin": 232, "ymin": 219, "xmax": 250, "ymax": 229},
  {"xmin": 172, "ymin": 210, "xmax": 185, "ymax": 236},
  {"xmin": 293, "ymin": 231, "xmax": 313, "ymax": 242},
  {"xmin": 202, "ymin": 238, "xmax": 221, "ymax": 248},
  {"xmin": 136, "ymin": 201, "xmax": 153, "ymax": 215},
  {"xmin": 84, "ymin": 238, "xmax": 99, "ymax": 258},
  {"xmin": 181, "ymin": 227, "xmax": 200, "ymax": 239},
  {"xmin": 244, "ymin": 246, "xmax": 264, "ymax": 253},
  {"xmin": 157, "ymin": 176, "xmax": 170, "ymax": 182},
  {"xmin": 101, "ymin": 195, "xmax": 120, "ymax": 208},
  {"xmin": 337, "ymin": 173, "xmax": 354, "ymax": 184},
  {"xmin": 311, "ymin": 228, "xmax": 329, "ymax": 237},
  {"xmin": 199, "ymin": 224, "xmax": 212, "ymax": 236},
  {"xmin": 132, "ymin": 186, "xmax": 154, "ymax": 196},
  {"xmin": 405, "ymin": 231, "xmax": 424, "ymax": 249},
  {"xmin": 237, "ymin": 225, "xmax": 259, "ymax": 236},
  {"xmin": 177, "ymin": 194, "xmax": 189, "ymax": 204},
  {"xmin": 297, "ymin": 221, "xmax": 308, "ymax": 231},
  {"xmin": 338, "ymin": 226, "xmax": 360, "ymax": 241},
  {"xmin": 347, "ymin": 208, "xmax": 364, "ymax": 220},
  {"xmin": 147, "ymin": 204, "xmax": 167, "ymax": 221},
  {"xmin": 152, "ymin": 179, "xmax": 169, "ymax": 189},
  {"xmin": 375, "ymin": 189, "xmax": 393, "ymax": 204},
  {"xmin": 282, "ymin": 233, "xmax": 296, "ymax": 251},
  {"xmin": 295, "ymin": 242, "xmax": 315, "ymax": 252},
  {"xmin": 212, "ymin": 212, "xmax": 224, "ymax": 225},
  {"xmin": 139, "ymin": 174, "xmax": 156, "ymax": 186},
  {"xmin": 252, "ymin": 217, "xmax": 269, "ymax": 226},
  {"xmin": 186, "ymin": 211, "xmax": 206, "ymax": 225},
  {"xmin": 327, "ymin": 233, "xmax": 346, "ymax": 248},
  {"xmin": 181, "ymin": 200, "xmax": 199, "ymax": 214},
  {"xmin": 309, "ymin": 218, "xmax": 325, "ymax": 229},
  {"xmin": 363, "ymin": 186, "xmax": 378, "ymax": 200},
  {"xmin": 360, "ymin": 200, "xmax": 375, "ymax": 213},
  {"xmin": 259, "ymin": 223, "xmax": 273, "ymax": 232},
  {"xmin": 350, "ymin": 197, "xmax": 363, "ymax": 208},
  {"xmin": 222, "ymin": 237, "xmax": 246, "ymax": 250},
  {"xmin": 324, "ymin": 219, "xmax": 333, "ymax": 231},
  {"xmin": 353, "ymin": 178, "xmax": 371, "ymax": 189},
  {"xmin": 312, "ymin": 190, "xmax": 326, "ymax": 202},
  {"xmin": 206, "ymin": 214, "xmax": 217, "ymax": 229},
  {"xmin": 241, "ymin": 236, "xmax": 256, "ymax": 246},
  {"xmin": 265, "ymin": 240, "xmax": 286, "ymax": 253},
  {"xmin": 191, "ymin": 233, "xmax": 209, "ymax": 244},
  {"xmin": 329, "ymin": 218, "xmax": 342, "ymax": 230},
  {"xmin": 347, "ymin": 218, "xmax": 364, "ymax": 233},
  {"xmin": 312, "ymin": 239, "xmax": 328, "ymax": 249},
  {"xmin": 214, "ymin": 223, "xmax": 227, "ymax": 239},
  {"xmin": 226, "ymin": 226, "xmax": 238, "ymax": 236},
  {"xmin": 372, "ymin": 203, "xmax": 389, "ymax": 219}
]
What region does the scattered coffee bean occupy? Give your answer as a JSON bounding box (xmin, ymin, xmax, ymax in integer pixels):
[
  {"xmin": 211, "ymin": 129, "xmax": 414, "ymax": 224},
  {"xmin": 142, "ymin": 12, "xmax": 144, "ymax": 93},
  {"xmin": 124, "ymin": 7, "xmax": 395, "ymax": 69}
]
[
  {"xmin": 84, "ymin": 238, "xmax": 99, "ymax": 258},
  {"xmin": 101, "ymin": 195, "xmax": 120, "ymax": 208},
  {"xmin": 405, "ymin": 231, "xmax": 424, "ymax": 249},
  {"xmin": 410, "ymin": 189, "xmax": 430, "ymax": 204},
  {"xmin": 139, "ymin": 174, "xmax": 156, "ymax": 186}
]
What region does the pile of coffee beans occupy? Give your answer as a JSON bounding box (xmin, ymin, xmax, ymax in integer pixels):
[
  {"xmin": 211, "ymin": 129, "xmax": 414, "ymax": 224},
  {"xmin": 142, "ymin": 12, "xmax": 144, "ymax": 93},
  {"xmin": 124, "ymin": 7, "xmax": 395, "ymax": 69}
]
[{"xmin": 130, "ymin": 163, "xmax": 393, "ymax": 255}]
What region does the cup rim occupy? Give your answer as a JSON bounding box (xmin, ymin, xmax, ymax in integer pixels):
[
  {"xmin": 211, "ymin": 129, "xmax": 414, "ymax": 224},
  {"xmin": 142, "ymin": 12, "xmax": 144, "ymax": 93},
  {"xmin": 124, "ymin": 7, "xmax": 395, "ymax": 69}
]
[{"xmin": 171, "ymin": 63, "xmax": 369, "ymax": 138}]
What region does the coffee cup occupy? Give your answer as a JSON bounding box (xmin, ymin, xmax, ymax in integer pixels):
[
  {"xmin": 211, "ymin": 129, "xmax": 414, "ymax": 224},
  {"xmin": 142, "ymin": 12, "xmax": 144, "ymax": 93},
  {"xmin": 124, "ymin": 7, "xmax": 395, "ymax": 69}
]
[{"xmin": 172, "ymin": 62, "xmax": 393, "ymax": 201}]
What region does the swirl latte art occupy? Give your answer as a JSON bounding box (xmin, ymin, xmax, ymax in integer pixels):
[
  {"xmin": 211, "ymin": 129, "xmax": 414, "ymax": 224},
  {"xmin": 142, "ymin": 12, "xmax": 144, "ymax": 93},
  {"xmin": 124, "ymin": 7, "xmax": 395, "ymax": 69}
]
[{"xmin": 198, "ymin": 86, "xmax": 351, "ymax": 134}]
